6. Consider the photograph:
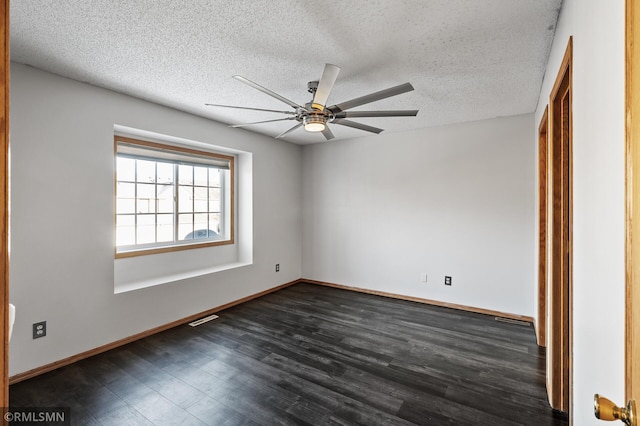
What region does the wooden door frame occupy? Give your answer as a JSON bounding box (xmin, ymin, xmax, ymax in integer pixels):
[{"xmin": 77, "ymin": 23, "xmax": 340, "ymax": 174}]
[
  {"xmin": 547, "ymin": 37, "xmax": 572, "ymax": 413},
  {"xmin": 537, "ymin": 106, "xmax": 549, "ymax": 347},
  {"xmin": 625, "ymin": 0, "xmax": 640, "ymax": 402},
  {"xmin": 1, "ymin": 0, "xmax": 8, "ymax": 410}
]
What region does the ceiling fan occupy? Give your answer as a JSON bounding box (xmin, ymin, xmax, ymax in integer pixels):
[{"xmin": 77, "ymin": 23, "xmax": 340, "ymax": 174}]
[{"xmin": 206, "ymin": 64, "xmax": 419, "ymax": 140}]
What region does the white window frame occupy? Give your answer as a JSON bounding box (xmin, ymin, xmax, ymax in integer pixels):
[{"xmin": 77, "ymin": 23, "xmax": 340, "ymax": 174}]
[{"xmin": 114, "ymin": 136, "xmax": 234, "ymax": 258}]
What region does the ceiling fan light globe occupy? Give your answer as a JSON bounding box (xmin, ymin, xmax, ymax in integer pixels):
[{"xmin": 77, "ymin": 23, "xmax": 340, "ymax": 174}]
[
  {"xmin": 305, "ymin": 122, "xmax": 326, "ymax": 132},
  {"xmin": 303, "ymin": 115, "xmax": 326, "ymax": 132}
]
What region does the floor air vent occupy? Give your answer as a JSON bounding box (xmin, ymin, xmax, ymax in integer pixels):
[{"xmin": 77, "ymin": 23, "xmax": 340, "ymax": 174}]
[
  {"xmin": 494, "ymin": 317, "xmax": 530, "ymax": 326},
  {"xmin": 189, "ymin": 314, "xmax": 219, "ymax": 327}
]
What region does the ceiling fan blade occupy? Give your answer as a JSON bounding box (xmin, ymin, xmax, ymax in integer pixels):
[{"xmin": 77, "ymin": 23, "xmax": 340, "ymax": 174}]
[
  {"xmin": 321, "ymin": 126, "xmax": 335, "ymax": 140},
  {"xmin": 233, "ymin": 75, "xmax": 304, "ymax": 110},
  {"xmin": 312, "ymin": 63, "xmax": 341, "ymax": 110},
  {"xmin": 327, "ymin": 83, "xmax": 415, "ymax": 113},
  {"xmin": 205, "ymin": 103, "xmax": 296, "ymax": 115},
  {"xmin": 334, "ymin": 110, "xmax": 419, "ymax": 118},
  {"xmin": 333, "ymin": 119, "xmax": 384, "ymax": 134},
  {"xmin": 275, "ymin": 123, "xmax": 303, "ymax": 139},
  {"xmin": 230, "ymin": 117, "xmax": 297, "ymax": 128}
]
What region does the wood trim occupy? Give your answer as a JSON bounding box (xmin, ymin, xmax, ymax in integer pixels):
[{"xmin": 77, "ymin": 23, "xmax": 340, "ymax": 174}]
[
  {"xmin": 9, "ymin": 280, "xmax": 298, "ymax": 385},
  {"xmin": 548, "ymin": 37, "xmax": 573, "ymax": 413},
  {"xmin": 115, "ymin": 239, "xmax": 232, "ymax": 259},
  {"xmin": 303, "ymin": 279, "xmax": 535, "ymax": 324},
  {"xmin": 626, "ymin": 0, "xmax": 640, "ymax": 402},
  {"xmin": 114, "ymin": 135, "xmax": 235, "ymax": 163},
  {"xmin": 550, "ymin": 38, "xmax": 573, "ymax": 101},
  {"xmin": 537, "ymin": 105, "xmax": 549, "ymax": 347},
  {"xmin": 0, "ymin": 0, "xmax": 8, "ymax": 410},
  {"xmin": 113, "ymin": 135, "xmax": 235, "ymax": 259}
]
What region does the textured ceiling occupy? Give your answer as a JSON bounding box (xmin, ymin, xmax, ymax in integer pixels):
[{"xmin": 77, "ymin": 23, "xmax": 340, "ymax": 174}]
[{"xmin": 10, "ymin": 0, "xmax": 562, "ymax": 145}]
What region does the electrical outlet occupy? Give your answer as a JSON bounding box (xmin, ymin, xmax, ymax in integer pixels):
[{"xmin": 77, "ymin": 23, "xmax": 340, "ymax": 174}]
[
  {"xmin": 33, "ymin": 321, "xmax": 46, "ymax": 339},
  {"xmin": 420, "ymin": 272, "xmax": 427, "ymax": 282},
  {"xmin": 445, "ymin": 276, "xmax": 452, "ymax": 286},
  {"xmin": 275, "ymin": 264, "xmax": 280, "ymax": 272}
]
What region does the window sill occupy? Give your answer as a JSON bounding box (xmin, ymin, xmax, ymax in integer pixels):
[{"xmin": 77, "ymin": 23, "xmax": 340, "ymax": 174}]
[
  {"xmin": 114, "ymin": 261, "xmax": 252, "ymax": 294},
  {"xmin": 116, "ymin": 238, "xmax": 233, "ymax": 259}
]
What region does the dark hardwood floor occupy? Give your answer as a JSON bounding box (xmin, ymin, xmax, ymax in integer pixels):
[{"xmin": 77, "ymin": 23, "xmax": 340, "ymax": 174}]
[{"xmin": 9, "ymin": 283, "xmax": 568, "ymax": 425}]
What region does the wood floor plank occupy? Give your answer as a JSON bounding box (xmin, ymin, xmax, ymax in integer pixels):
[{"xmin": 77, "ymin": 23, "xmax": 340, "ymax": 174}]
[{"xmin": 9, "ymin": 283, "xmax": 568, "ymax": 425}]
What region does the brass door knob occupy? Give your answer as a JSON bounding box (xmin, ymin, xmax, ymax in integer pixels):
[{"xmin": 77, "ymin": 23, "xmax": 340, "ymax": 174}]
[{"xmin": 594, "ymin": 394, "xmax": 636, "ymax": 425}]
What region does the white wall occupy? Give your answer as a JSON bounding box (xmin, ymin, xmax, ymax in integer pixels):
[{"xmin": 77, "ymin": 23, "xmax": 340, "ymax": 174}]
[
  {"xmin": 534, "ymin": 0, "xmax": 626, "ymax": 423},
  {"xmin": 9, "ymin": 63, "xmax": 303, "ymax": 376},
  {"xmin": 302, "ymin": 114, "xmax": 536, "ymax": 317}
]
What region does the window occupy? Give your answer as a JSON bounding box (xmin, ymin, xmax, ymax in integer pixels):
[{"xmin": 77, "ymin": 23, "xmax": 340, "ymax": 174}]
[{"xmin": 115, "ymin": 136, "xmax": 234, "ymax": 258}]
